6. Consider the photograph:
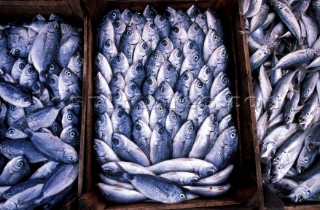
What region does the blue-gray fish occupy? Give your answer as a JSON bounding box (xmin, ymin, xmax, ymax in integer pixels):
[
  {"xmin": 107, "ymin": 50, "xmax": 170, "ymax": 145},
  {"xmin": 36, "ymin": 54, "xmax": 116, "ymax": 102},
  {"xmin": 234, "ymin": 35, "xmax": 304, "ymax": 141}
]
[
  {"xmin": 49, "ymin": 120, "xmax": 63, "ymax": 137},
  {"xmin": 102, "ymin": 161, "xmax": 154, "ymax": 177},
  {"xmin": 142, "ymin": 21, "xmax": 160, "ymax": 50},
  {"xmin": 0, "ymin": 48, "xmax": 15, "ymax": 74},
  {"xmin": 5, "ymin": 127, "xmax": 28, "ymax": 139},
  {"xmin": 26, "ymin": 101, "xmax": 64, "ymax": 131},
  {"xmin": 105, "ymin": 9, "xmax": 121, "ymax": 23},
  {"xmin": 181, "ymin": 48, "xmax": 204, "ymax": 77},
  {"xmin": 142, "ymin": 75, "xmax": 158, "ymax": 96},
  {"xmin": 29, "ymin": 161, "xmax": 59, "ymax": 180},
  {"xmin": 289, "ymin": 173, "xmax": 320, "ymax": 202},
  {"xmin": 133, "ymin": 120, "xmax": 151, "ymax": 158},
  {"xmin": 154, "ymin": 81, "xmax": 174, "ymax": 108},
  {"xmin": 19, "ymin": 64, "xmax": 38, "ymax": 89},
  {"xmin": 98, "ymin": 183, "xmax": 147, "ymax": 204},
  {"xmin": 175, "ymin": 9, "xmax": 192, "ymax": 31},
  {"xmin": 111, "ymin": 107, "xmax": 132, "ymax": 139},
  {"xmin": 133, "ymin": 40, "xmax": 151, "ymax": 65},
  {"xmin": 95, "ymin": 53, "xmax": 113, "ymax": 84},
  {"xmin": 208, "ymin": 87, "xmax": 233, "ymax": 120},
  {"xmin": 7, "ymin": 105, "xmax": 25, "ymax": 127},
  {"xmin": 11, "ymin": 58, "xmax": 27, "ymax": 83},
  {"xmin": 58, "ymin": 68, "xmax": 80, "ymax": 100},
  {"xmin": 170, "ymin": 23, "xmax": 188, "ymax": 49},
  {"xmin": 0, "ymin": 101, "xmax": 7, "ymax": 124},
  {"xmin": 0, "ymin": 156, "xmax": 30, "ymax": 185},
  {"xmin": 130, "ymin": 12, "xmax": 147, "ymax": 34},
  {"xmin": 160, "ymin": 171, "xmax": 199, "ymax": 186},
  {"xmin": 175, "ymin": 70, "xmax": 194, "ymax": 97},
  {"xmin": 169, "ymin": 92, "xmax": 191, "ymax": 122},
  {"xmin": 299, "ymin": 91, "xmax": 319, "ymax": 131},
  {"xmin": 118, "ymin": 171, "xmax": 187, "ymax": 204},
  {"xmin": 94, "ymin": 94, "xmax": 114, "ymax": 116},
  {"xmin": 125, "ymin": 61, "xmax": 146, "ymax": 86},
  {"xmin": 111, "ymin": 52, "xmax": 130, "ymax": 75},
  {"xmin": 189, "ymin": 113, "xmax": 219, "ymax": 159},
  {"xmin": 188, "ymin": 23, "xmax": 205, "ymax": 50},
  {"xmin": 300, "ymin": 72, "xmax": 319, "ymax": 105},
  {"xmin": 143, "ymin": 5, "xmax": 158, "ymax": 21},
  {"xmin": 210, "ymin": 72, "xmax": 229, "ymax": 99},
  {"xmin": 205, "ymin": 9, "xmax": 223, "ymax": 36},
  {"xmin": 165, "ymin": 110, "xmax": 182, "ymax": 139},
  {"xmin": 205, "ymin": 126, "xmax": 238, "ymax": 171},
  {"xmin": 95, "ymin": 112, "xmax": 113, "ymax": 146},
  {"xmin": 155, "ymin": 15, "xmax": 170, "ymax": 38},
  {"xmin": 164, "ymin": 6, "xmax": 176, "ymax": 25},
  {"xmin": 187, "ymin": 97, "xmax": 210, "ymax": 128},
  {"xmin": 150, "ymin": 123, "xmax": 172, "ymax": 164},
  {"xmin": 28, "ymin": 22, "xmax": 61, "ymax": 82},
  {"xmin": 61, "ymin": 109, "xmax": 79, "ymax": 128},
  {"xmin": 101, "ymin": 39, "xmax": 118, "ymax": 62},
  {"xmin": 25, "ymin": 96, "xmax": 43, "ymax": 115},
  {"xmin": 113, "ymin": 19, "xmax": 126, "ymax": 47},
  {"xmin": 24, "ymin": 129, "xmax": 78, "ymax": 164},
  {"xmin": 143, "ymin": 95, "xmax": 155, "ymax": 114},
  {"xmin": 67, "ymin": 52, "xmax": 83, "ymax": 79},
  {"xmin": 131, "ymin": 100, "xmax": 149, "ymax": 125},
  {"xmin": 250, "ymin": 43, "xmax": 273, "ymax": 71},
  {"xmin": 198, "ymin": 65, "xmax": 213, "ymax": 91},
  {"xmin": 0, "ymin": 80, "xmax": 32, "ymax": 107},
  {"xmin": 95, "ymin": 72, "xmax": 111, "ymax": 99},
  {"xmin": 147, "ymin": 158, "xmax": 217, "ymax": 178},
  {"xmin": 145, "ymin": 50, "xmax": 165, "ymax": 77},
  {"xmin": 189, "ymin": 78, "xmax": 209, "ymax": 103},
  {"xmin": 48, "ymin": 74, "xmax": 60, "ymax": 98},
  {"xmin": 124, "ymin": 81, "xmax": 142, "ymax": 106},
  {"xmin": 182, "ymin": 184, "xmax": 231, "ymax": 197},
  {"xmin": 0, "ymin": 138, "xmax": 47, "ymax": 163},
  {"xmin": 112, "ymin": 90, "xmax": 130, "ymax": 114},
  {"xmin": 97, "ymin": 19, "xmax": 115, "ymax": 50},
  {"xmin": 196, "ymin": 164, "xmax": 234, "ymax": 186},
  {"xmin": 60, "ymin": 126, "xmax": 80, "ymax": 147},
  {"xmin": 110, "ymin": 72, "xmax": 125, "ymax": 93},
  {"xmin": 219, "ymin": 114, "xmax": 234, "ymax": 134},
  {"xmin": 207, "ymin": 45, "xmax": 228, "ymax": 77},
  {"xmin": 100, "ymin": 174, "xmax": 134, "ymax": 190},
  {"xmin": 155, "ymin": 37, "xmax": 174, "ymax": 59},
  {"xmin": 172, "ymin": 120, "xmax": 196, "ymax": 158},
  {"xmin": 2, "ymin": 179, "xmax": 44, "ymax": 200},
  {"xmin": 112, "ymin": 133, "xmax": 150, "ymax": 167},
  {"xmin": 157, "ymin": 61, "xmax": 178, "ymax": 89},
  {"xmin": 169, "ymin": 48, "xmax": 184, "ymax": 71},
  {"xmin": 203, "ymin": 29, "xmax": 223, "ymax": 62},
  {"xmin": 250, "ymin": 4, "xmax": 269, "ymax": 33},
  {"xmin": 94, "ymin": 139, "xmax": 120, "ymax": 164},
  {"xmin": 195, "ymin": 13, "xmax": 208, "ymax": 34},
  {"xmin": 119, "ymin": 25, "xmax": 141, "ymax": 64}
]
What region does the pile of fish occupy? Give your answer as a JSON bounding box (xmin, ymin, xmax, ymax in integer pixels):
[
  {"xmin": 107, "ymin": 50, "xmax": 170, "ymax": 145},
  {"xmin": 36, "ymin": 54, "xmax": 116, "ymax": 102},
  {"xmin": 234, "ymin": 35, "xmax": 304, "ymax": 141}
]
[
  {"xmin": 0, "ymin": 14, "xmax": 82, "ymax": 209},
  {"xmin": 93, "ymin": 4, "xmax": 238, "ymax": 204},
  {"xmin": 242, "ymin": 0, "xmax": 320, "ymax": 203}
]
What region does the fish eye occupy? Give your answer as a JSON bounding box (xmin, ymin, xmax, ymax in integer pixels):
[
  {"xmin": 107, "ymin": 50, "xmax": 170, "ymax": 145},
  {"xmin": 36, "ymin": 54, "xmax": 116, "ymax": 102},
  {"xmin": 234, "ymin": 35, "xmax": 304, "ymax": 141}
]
[
  {"xmin": 137, "ymin": 104, "xmax": 141, "ymax": 110},
  {"xmin": 188, "ymin": 125, "xmax": 194, "ymax": 131},
  {"xmin": 98, "ymin": 116, "xmax": 104, "ymax": 123},
  {"xmin": 8, "ymin": 128, "xmax": 14, "ymax": 134},
  {"xmin": 159, "ymin": 106, "xmax": 163, "ymax": 111},
  {"xmin": 106, "ymin": 170, "xmax": 112, "ymax": 175},
  {"xmin": 105, "ymin": 41, "xmax": 111, "ymax": 47},
  {"xmin": 173, "ymin": 26, "xmax": 179, "ymax": 33},
  {"xmin": 158, "ymin": 128, "xmax": 164, "ymax": 134},
  {"xmin": 226, "ymin": 93, "xmax": 231, "ymax": 100},
  {"xmin": 112, "ymin": 12, "xmax": 117, "ymax": 18},
  {"xmin": 115, "ymin": 93, "xmax": 120, "ymax": 99},
  {"xmin": 77, "ymin": 57, "xmax": 83, "ymax": 63},
  {"xmin": 50, "ymin": 64, "xmax": 55, "ymax": 70},
  {"xmin": 11, "ymin": 105, "xmax": 17, "ymax": 111},
  {"xmin": 113, "ymin": 138, "xmax": 119, "ymax": 145},
  {"xmin": 147, "ymin": 78, "xmax": 153, "ymax": 85},
  {"xmin": 67, "ymin": 114, "xmax": 73, "ymax": 120},
  {"xmin": 126, "ymin": 30, "xmax": 132, "ymax": 36},
  {"xmin": 33, "ymin": 83, "xmax": 40, "ymax": 91},
  {"xmin": 222, "ymin": 50, "xmax": 227, "ymax": 56},
  {"xmin": 142, "ymin": 43, "xmax": 148, "ymax": 49},
  {"xmin": 17, "ymin": 161, "xmax": 24, "ymax": 167},
  {"xmin": 137, "ymin": 13, "xmax": 142, "ymax": 18},
  {"xmin": 172, "ymin": 113, "xmax": 176, "ymax": 119},
  {"xmin": 167, "ymin": 64, "xmax": 172, "ymax": 71},
  {"xmin": 126, "ymin": 12, "xmax": 132, "ymax": 18},
  {"xmin": 116, "ymin": 55, "xmax": 121, "ymax": 62},
  {"xmin": 137, "ymin": 66, "xmax": 142, "ymax": 72},
  {"xmin": 176, "ymin": 51, "xmax": 181, "ymax": 57},
  {"xmin": 6, "ymin": 192, "xmax": 12, "ymax": 197},
  {"xmin": 19, "ymin": 63, "xmax": 25, "ymax": 69},
  {"xmin": 153, "ymin": 53, "xmax": 159, "ymax": 59},
  {"xmin": 53, "ymin": 23, "xmax": 59, "ymax": 29},
  {"xmin": 50, "ymin": 78, "xmax": 56, "ymax": 84},
  {"xmin": 136, "ymin": 124, "xmax": 141, "ymax": 130},
  {"xmin": 183, "ymin": 73, "xmax": 189, "ymax": 80},
  {"xmin": 117, "ymin": 110, "xmax": 123, "ymax": 117},
  {"xmin": 66, "ymin": 71, "xmax": 72, "ymax": 77},
  {"xmin": 194, "ymin": 54, "xmax": 199, "ymax": 61},
  {"xmin": 194, "ymin": 25, "xmax": 199, "ymax": 30},
  {"xmin": 131, "ymin": 84, "xmax": 136, "ymax": 90},
  {"xmin": 207, "ymin": 171, "xmax": 214, "ymax": 176},
  {"xmin": 188, "ymin": 42, "xmax": 194, "ymax": 49},
  {"xmin": 14, "ymin": 49, "xmax": 20, "ymax": 55},
  {"xmin": 211, "ymin": 115, "xmax": 217, "ymax": 122},
  {"xmin": 149, "ymin": 11, "xmax": 154, "ymax": 16},
  {"xmin": 70, "ymin": 131, "xmax": 75, "ymax": 138},
  {"xmin": 93, "ymin": 144, "xmax": 98, "ymax": 150},
  {"xmin": 114, "ymin": 75, "xmax": 119, "ymax": 81},
  {"xmin": 179, "ymin": 97, "xmax": 185, "ymax": 103},
  {"xmin": 179, "ymin": 193, "xmax": 185, "ymax": 199},
  {"xmin": 28, "ymin": 68, "xmax": 34, "ymax": 73},
  {"xmin": 53, "ymin": 126, "xmax": 58, "ymax": 131},
  {"xmin": 230, "ymin": 133, "xmax": 236, "ymax": 138},
  {"xmin": 150, "ymin": 23, "xmax": 156, "ymax": 29},
  {"xmin": 199, "ymin": 102, "xmax": 205, "ymax": 109},
  {"xmin": 197, "ymin": 81, "xmax": 203, "ymax": 88},
  {"xmin": 145, "ymin": 98, "xmax": 150, "ymax": 104},
  {"xmin": 201, "ymin": 15, "xmax": 205, "ymax": 20},
  {"xmin": 213, "ymin": 35, "xmax": 218, "ymax": 40},
  {"xmin": 162, "ymin": 39, "xmax": 168, "ymax": 46},
  {"xmin": 165, "ymin": 11, "xmax": 171, "ymax": 17},
  {"xmin": 160, "ymin": 86, "xmax": 165, "ymax": 92},
  {"xmin": 97, "ymin": 99, "xmax": 102, "ymax": 105},
  {"xmin": 222, "ymin": 76, "xmax": 228, "ymax": 84},
  {"xmin": 68, "ymin": 156, "xmax": 74, "ymax": 161},
  {"xmin": 205, "ymin": 68, "xmax": 210, "ymax": 74},
  {"xmin": 114, "ymin": 21, "xmax": 120, "ymax": 28},
  {"xmin": 159, "ymin": 16, "xmax": 164, "ymax": 21}
]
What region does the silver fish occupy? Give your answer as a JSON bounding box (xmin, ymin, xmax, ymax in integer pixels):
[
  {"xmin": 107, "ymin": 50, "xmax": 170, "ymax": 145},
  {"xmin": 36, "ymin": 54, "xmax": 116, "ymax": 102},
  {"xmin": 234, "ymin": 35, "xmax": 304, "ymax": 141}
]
[
  {"xmin": 0, "ymin": 156, "xmax": 30, "ymax": 185},
  {"xmin": 133, "ymin": 40, "xmax": 151, "ymax": 65},
  {"xmin": 172, "ymin": 120, "xmax": 196, "ymax": 158},
  {"xmin": 182, "ymin": 184, "xmax": 231, "ymax": 197},
  {"xmin": 101, "ymin": 39, "xmax": 118, "ymax": 63},
  {"xmin": 111, "ymin": 107, "xmax": 132, "ymax": 139},
  {"xmin": 159, "ymin": 172, "xmax": 199, "ymax": 185},
  {"xmin": 165, "ymin": 110, "xmax": 182, "ymax": 139},
  {"xmin": 131, "ymin": 100, "xmax": 149, "ymax": 125},
  {"xmin": 132, "ymin": 120, "xmax": 151, "ymax": 158},
  {"xmin": 150, "ymin": 123, "xmax": 172, "ymax": 164},
  {"xmin": 95, "ymin": 112, "xmax": 113, "ymax": 146},
  {"xmin": 0, "ymin": 80, "xmax": 32, "ymax": 107},
  {"xmin": 94, "ymin": 139, "xmax": 120, "ymax": 164},
  {"xmin": 169, "ymin": 92, "xmax": 191, "ymax": 122}
]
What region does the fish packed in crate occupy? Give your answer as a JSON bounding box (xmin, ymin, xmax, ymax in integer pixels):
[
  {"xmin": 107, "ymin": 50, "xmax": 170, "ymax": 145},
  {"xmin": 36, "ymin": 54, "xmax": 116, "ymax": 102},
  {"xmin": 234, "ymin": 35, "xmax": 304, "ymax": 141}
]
[
  {"xmin": 242, "ymin": 0, "xmax": 320, "ymax": 203},
  {"xmin": 93, "ymin": 4, "xmax": 239, "ymax": 204},
  {"xmin": 0, "ymin": 14, "xmax": 82, "ymax": 209}
]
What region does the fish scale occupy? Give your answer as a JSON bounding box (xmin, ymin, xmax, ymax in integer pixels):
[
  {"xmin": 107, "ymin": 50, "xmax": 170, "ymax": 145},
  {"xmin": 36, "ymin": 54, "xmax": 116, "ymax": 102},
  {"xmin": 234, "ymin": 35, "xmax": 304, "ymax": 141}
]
[{"xmin": 94, "ymin": 4, "xmax": 237, "ymax": 204}]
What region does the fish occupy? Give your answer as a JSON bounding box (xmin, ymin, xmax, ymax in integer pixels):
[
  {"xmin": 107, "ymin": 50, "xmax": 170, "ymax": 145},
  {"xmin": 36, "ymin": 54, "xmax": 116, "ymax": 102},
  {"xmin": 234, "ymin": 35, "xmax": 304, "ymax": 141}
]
[
  {"xmin": 131, "ymin": 100, "xmax": 149, "ymax": 125},
  {"xmin": 175, "ymin": 70, "xmax": 193, "ymax": 96},
  {"xmin": 0, "ymin": 156, "xmax": 30, "ymax": 185},
  {"xmin": 124, "ymin": 81, "xmax": 142, "ymax": 106},
  {"xmin": 154, "ymin": 15, "xmax": 170, "ymax": 38},
  {"xmin": 196, "ymin": 164, "xmax": 233, "ymax": 186},
  {"xmin": 159, "ymin": 171, "xmax": 199, "ymax": 185},
  {"xmin": 169, "ymin": 92, "xmax": 190, "ymax": 122},
  {"xmin": 119, "ymin": 25, "xmax": 141, "ymax": 64},
  {"xmin": 60, "ymin": 126, "xmax": 80, "ymax": 147},
  {"xmin": 156, "ymin": 37, "xmax": 174, "ymax": 59},
  {"xmin": 145, "ymin": 50, "xmax": 165, "ymax": 77},
  {"xmin": 94, "ymin": 139, "xmax": 120, "ymax": 164},
  {"xmin": 125, "ymin": 61, "xmax": 146, "ymax": 86},
  {"xmin": 100, "ymin": 173, "xmax": 134, "ymax": 190},
  {"xmin": 29, "ymin": 161, "xmax": 60, "ymax": 180},
  {"xmin": 289, "ymin": 173, "xmax": 320, "ymax": 202},
  {"xmin": 142, "ymin": 21, "xmax": 160, "ymax": 50},
  {"xmin": 111, "ymin": 107, "xmax": 132, "ymax": 138},
  {"xmin": 0, "ymin": 80, "xmax": 32, "ymax": 107},
  {"xmin": 150, "ymin": 123, "xmax": 172, "ymax": 164},
  {"xmin": 172, "ymin": 120, "xmax": 196, "ymax": 158},
  {"xmin": 133, "ymin": 40, "xmax": 151, "ymax": 65},
  {"xmin": 97, "ymin": 19, "xmax": 115, "ymax": 51},
  {"xmin": 132, "ymin": 120, "xmax": 151, "ymax": 158},
  {"xmin": 113, "ymin": 19, "xmax": 126, "ymax": 48},
  {"xmin": 183, "ymin": 184, "xmax": 231, "ymax": 197},
  {"xmin": 58, "ymin": 68, "xmax": 81, "ymax": 100},
  {"xmin": 111, "ymin": 52, "xmax": 130, "ymax": 75},
  {"xmin": 101, "ymin": 39, "xmax": 118, "ymax": 63},
  {"xmin": 102, "ymin": 161, "xmax": 154, "ymax": 177},
  {"xmin": 2, "ymin": 179, "xmax": 44, "ymax": 200},
  {"xmin": 154, "ymin": 81, "xmax": 174, "ymax": 108},
  {"xmin": 95, "ymin": 53, "xmax": 113, "ymax": 84},
  {"xmin": 157, "ymin": 61, "xmax": 178, "ymax": 89}
]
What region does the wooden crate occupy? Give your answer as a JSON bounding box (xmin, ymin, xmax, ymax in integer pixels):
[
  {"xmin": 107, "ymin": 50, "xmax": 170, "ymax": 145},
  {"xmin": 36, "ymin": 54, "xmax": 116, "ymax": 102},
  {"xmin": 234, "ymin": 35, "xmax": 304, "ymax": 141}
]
[
  {"xmin": 80, "ymin": 0, "xmax": 264, "ymax": 209},
  {"xmin": 236, "ymin": 0, "xmax": 320, "ymax": 209},
  {"xmin": 0, "ymin": 1, "xmax": 87, "ymax": 208}
]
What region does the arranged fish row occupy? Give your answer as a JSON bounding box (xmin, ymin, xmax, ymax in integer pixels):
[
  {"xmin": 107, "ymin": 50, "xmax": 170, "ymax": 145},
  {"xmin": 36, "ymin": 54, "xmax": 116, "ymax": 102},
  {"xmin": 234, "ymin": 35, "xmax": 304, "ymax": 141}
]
[
  {"xmin": 242, "ymin": 0, "xmax": 320, "ymax": 203},
  {"xmin": 93, "ymin": 4, "xmax": 238, "ymax": 204},
  {"xmin": 0, "ymin": 14, "xmax": 82, "ymax": 209}
]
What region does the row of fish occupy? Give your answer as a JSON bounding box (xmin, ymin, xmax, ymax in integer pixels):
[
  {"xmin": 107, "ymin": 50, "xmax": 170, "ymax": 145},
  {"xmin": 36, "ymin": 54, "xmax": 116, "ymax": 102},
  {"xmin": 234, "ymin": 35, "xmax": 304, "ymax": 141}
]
[
  {"xmin": 242, "ymin": 0, "xmax": 320, "ymax": 203},
  {"xmin": 0, "ymin": 14, "xmax": 82, "ymax": 209},
  {"xmin": 93, "ymin": 5, "xmax": 238, "ymax": 204}
]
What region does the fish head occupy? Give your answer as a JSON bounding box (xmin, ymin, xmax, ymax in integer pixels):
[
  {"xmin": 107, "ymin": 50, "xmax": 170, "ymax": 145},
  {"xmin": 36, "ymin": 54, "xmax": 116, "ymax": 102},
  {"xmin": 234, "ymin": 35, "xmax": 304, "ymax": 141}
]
[
  {"xmin": 164, "ymin": 7, "xmax": 176, "ymax": 24},
  {"xmin": 94, "ymin": 95, "xmax": 107, "ymax": 111},
  {"xmin": 158, "ymin": 38, "xmax": 173, "ymax": 52},
  {"xmin": 122, "ymin": 9, "xmax": 133, "ymax": 24},
  {"xmin": 157, "ymin": 81, "xmax": 173, "ymax": 97},
  {"xmin": 284, "ymin": 111, "xmax": 294, "ymax": 125},
  {"xmin": 198, "ymin": 65, "xmax": 211, "ymax": 82},
  {"xmin": 62, "ymin": 126, "xmax": 79, "ymax": 141},
  {"xmin": 176, "ymin": 9, "xmax": 188, "ymax": 23},
  {"xmin": 48, "ymin": 62, "xmax": 61, "ymax": 77},
  {"xmin": 260, "ymin": 141, "xmax": 276, "ymax": 164},
  {"xmin": 112, "ymin": 52, "xmax": 129, "ymax": 71},
  {"xmin": 183, "ymin": 40, "xmax": 199, "ymax": 56},
  {"xmin": 167, "ymin": 110, "xmax": 181, "ymax": 125},
  {"xmin": 217, "ymin": 72, "xmax": 230, "ymax": 88},
  {"xmin": 105, "ymin": 9, "xmax": 121, "ymax": 22},
  {"xmin": 112, "ymin": 133, "xmax": 128, "ymax": 151},
  {"xmin": 113, "ymin": 19, "xmax": 126, "ymax": 34},
  {"xmin": 170, "ymin": 23, "xmax": 187, "ymax": 39},
  {"xmin": 63, "ymin": 147, "xmax": 78, "ymax": 163},
  {"xmin": 130, "ymin": 12, "xmax": 147, "ymax": 26},
  {"xmin": 112, "ymin": 106, "xmax": 127, "ymax": 123},
  {"xmin": 208, "ymin": 29, "xmax": 223, "ymax": 48},
  {"xmin": 62, "ymin": 110, "xmax": 77, "ymax": 125},
  {"xmin": 198, "ymin": 166, "xmax": 218, "ymax": 178},
  {"xmin": 12, "ymin": 156, "xmax": 29, "ymax": 173},
  {"xmin": 215, "ymin": 45, "xmax": 228, "ymax": 63},
  {"xmin": 144, "ymin": 95, "xmax": 155, "ymax": 108},
  {"xmin": 46, "ymin": 21, "xmax": 60, "ymax": 34},
  {"xmin": 169, "ymin": 48, "xmax": 184, "ymax": 66},
  {"xmin": 185, "ymin": 120, "xmax": 195, "ymax": 134},
  {"xmin": 93, "ymin": 139, "xmax": 107, "ymax": 157},
  {"xmin": 143, "ymin": 5, "xmax": 158, "ymax": 20},
  {"xmin": 59, "ymin": 68, "xmax": 79, "ymax": 85},
  {"xmin": 289, "ymin": 186, "xmax": 311, "ymax": 203}
]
